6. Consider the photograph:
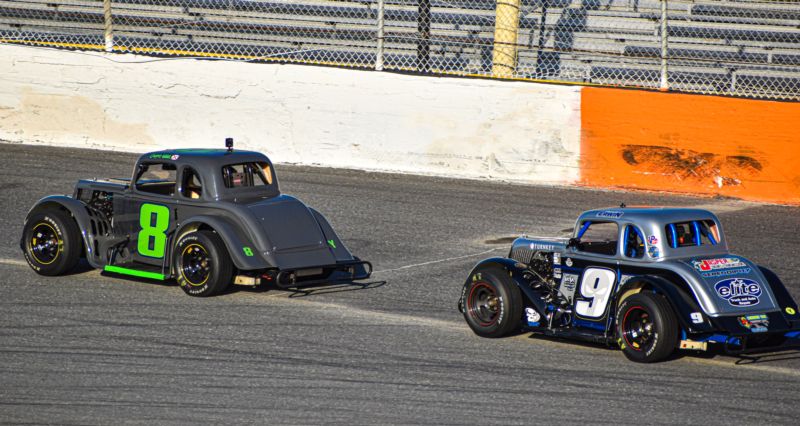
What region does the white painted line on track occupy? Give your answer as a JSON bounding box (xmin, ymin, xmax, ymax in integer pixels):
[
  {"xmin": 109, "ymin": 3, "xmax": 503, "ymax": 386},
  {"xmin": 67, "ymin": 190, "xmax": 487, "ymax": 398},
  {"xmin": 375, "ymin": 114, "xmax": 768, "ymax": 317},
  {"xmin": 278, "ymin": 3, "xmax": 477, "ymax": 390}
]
[
  {"xmin": 372, "ymin": 248, "xmax": 502, "ymax": 275},
  {"xmin": 0, "ymin": 258, "xmax": 28, "ymax": 267}
]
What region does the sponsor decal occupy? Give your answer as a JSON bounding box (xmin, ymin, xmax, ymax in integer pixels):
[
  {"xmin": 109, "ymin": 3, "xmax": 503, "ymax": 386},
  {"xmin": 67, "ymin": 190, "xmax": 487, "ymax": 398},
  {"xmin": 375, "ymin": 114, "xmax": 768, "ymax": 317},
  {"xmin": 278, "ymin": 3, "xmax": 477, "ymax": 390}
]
[
  {"xmin": 148, "ymin": 153, "xmax": 173, "ymax": 160},
  {"xmin": 242, "ymin": 246, "xmax": 254, "ymax": 257},
  {"xmin": 648, "ymin": 246, "xmax": 659, "ymax": 258},
  {"xmin": 690, "ymin": 312, "xmax": 703, "ymax": 324},
  {"xmin": 738, "ymin": 314, "xmax": 769, "ymax": 333},
  {"xmin": 529, "ymin": 242, "xmax": 556, "ymax": 251},
  {"xmin": 553, "ymin": 267, "xmax": 562, "ymax": 279},
  {"xmin": 170, "ymin": 154, "xmax": 180, "ymax": 160},
  {"xmin": 565, "ymin": 258, "xmax": 573, "ymax": 267},
  {"xmin": 561, "ymin": 274, "xmax": 578, "ymax": 291},
  {"xmin": 525, "ymin": 307, "xmax": 541, "ymax": 325},
  {"xmin": 714, "ymin": 278, "xmax": 762, "ymax": 307},
  {"xmin": 700, "ymin": 267, "xmax": 751, "ymax": 278},
  {"xmin": 552, "ymin": 252, "xmax": 561, "ymax": 265},
  {"xmin": 596, "ymin": 210, "xmax": 624, "ymax": 218},
  {"xmin": 560, "ymin": 274, "xmax": 579, "ymax": 304},
  {"xmin": 787, "ymin": 307, "xmax": 797, "ymax": 315},
  {"xmin": 692, "ymin": 257, "xmax": 747, "ymax": 272},
  {"xmin": 647, "ymin": 235, "xmax": 658, "ymax": 245}
]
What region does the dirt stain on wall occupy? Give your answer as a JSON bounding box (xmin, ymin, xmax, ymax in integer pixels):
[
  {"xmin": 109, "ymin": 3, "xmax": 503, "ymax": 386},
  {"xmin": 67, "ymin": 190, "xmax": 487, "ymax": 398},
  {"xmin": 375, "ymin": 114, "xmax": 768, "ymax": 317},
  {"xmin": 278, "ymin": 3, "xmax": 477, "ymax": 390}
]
[
  {"xmin": 0, "ymin": 87, "xmax": 154, "ymax": 148},
  {"xmin": 620, "ymin": 145, "xmax": 763, "ymax": 187}
]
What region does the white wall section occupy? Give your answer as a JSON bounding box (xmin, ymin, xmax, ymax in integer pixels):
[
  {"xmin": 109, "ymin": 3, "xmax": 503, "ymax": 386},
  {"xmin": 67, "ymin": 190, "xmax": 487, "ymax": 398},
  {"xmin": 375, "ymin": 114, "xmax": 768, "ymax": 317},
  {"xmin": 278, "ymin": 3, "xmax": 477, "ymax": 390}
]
[{"xmin": 0, "ymin": 44, "xmax": 581, "ymax": 184}]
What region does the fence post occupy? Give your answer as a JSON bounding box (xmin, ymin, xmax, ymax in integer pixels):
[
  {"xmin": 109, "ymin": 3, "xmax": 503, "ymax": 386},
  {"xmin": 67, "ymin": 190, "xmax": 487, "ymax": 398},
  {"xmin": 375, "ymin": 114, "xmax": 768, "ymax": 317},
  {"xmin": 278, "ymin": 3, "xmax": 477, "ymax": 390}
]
[
  {"xmin": 492, "ymin": 0, "xmax": 521, "ymax": 78},
  {"xmin": 103, "ymin": 0, "xmax": 113, "ymax": 52},
  {"xmin": 375, "ymin": 0, "xmax": 385, "ymax": 71},
  {"xmin": 659, "ymin": 0, "xmax": 668, "ymax": 91},
  {"xmin": 417, "ymin": 0, "xmax": 431, "ymax": 72}
]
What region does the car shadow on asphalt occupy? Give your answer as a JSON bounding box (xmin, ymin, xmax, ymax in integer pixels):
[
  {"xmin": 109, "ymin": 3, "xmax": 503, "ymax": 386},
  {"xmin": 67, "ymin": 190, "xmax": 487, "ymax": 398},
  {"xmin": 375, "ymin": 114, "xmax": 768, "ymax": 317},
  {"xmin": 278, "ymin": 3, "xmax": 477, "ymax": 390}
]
[
  {"xmin": 525, "ymin": 333, "xmax": 800, "ymax": 365},
  {"xmin": 62, "ymin": 259, "xmax": 100, "ymax": 276}
]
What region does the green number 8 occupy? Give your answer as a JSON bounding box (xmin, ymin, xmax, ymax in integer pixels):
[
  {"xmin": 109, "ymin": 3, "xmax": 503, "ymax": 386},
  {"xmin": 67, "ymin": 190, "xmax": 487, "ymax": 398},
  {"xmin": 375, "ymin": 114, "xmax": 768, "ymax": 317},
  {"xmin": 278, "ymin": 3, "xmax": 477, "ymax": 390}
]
[{"xmin": 138, "ymin": 204, "xmax": 170, "ymax": 258}]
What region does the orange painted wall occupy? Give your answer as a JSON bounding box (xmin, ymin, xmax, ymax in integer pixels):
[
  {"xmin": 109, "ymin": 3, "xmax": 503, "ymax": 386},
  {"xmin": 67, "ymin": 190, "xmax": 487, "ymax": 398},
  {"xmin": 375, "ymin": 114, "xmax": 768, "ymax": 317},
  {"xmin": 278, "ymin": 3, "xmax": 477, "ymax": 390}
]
[{"xmin": 580, "ymin": 87, "xmax": 800, "ymax": 204}]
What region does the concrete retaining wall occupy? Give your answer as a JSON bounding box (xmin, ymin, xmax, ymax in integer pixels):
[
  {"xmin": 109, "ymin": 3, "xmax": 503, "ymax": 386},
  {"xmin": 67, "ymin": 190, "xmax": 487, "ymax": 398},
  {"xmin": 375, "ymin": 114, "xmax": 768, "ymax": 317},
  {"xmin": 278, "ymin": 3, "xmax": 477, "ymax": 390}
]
[{"xmin": 0, "ymin": 44, "xmax": 582, "ymax": 185}]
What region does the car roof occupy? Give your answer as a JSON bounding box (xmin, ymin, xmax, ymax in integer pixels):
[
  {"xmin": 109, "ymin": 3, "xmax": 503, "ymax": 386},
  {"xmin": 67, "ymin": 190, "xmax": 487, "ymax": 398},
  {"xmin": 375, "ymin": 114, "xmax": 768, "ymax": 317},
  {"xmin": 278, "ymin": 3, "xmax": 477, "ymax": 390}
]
[
  {"xmin": 139, "ymin": 148, "xmax": 272, "ymax": 168},
  {"xmin": 579, "ymin": 207, "xmax": 720, "ymax": 226}
]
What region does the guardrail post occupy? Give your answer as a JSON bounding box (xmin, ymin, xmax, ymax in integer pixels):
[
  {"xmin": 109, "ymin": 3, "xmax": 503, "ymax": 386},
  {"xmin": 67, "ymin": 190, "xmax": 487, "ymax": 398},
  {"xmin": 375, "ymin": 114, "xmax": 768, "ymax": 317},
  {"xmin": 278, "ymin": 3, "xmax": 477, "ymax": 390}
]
[
  {"xmin": 375, "ymin": 0, "xmax": 385, "ymax": 71},
  {"xmin": 492, "ymin": 0, "xmax": 521, "ymax": 78},
  {"xmin": 659, "ymin": 0, "xmax": 668, "ymax": 91},
  {"xmin": 103, "ymin": 0, "xmax": 113, "ymax": 52}
]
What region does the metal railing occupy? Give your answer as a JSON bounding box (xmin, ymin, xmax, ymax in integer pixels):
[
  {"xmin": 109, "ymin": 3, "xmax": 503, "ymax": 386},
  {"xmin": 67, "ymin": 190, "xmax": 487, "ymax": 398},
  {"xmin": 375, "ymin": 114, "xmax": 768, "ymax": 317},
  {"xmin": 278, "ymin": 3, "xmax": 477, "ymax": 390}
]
[{"xmin": 1, "ymin": 0, "xmax": 798, "ymax": 100}]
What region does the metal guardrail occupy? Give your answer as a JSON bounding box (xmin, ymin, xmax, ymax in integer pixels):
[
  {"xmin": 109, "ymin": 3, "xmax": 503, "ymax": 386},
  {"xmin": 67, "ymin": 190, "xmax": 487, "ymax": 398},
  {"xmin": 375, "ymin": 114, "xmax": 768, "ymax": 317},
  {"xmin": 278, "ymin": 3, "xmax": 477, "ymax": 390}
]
[{"xmin": 1, "ymin": 0, "xmax": 798, "ymax": 100}]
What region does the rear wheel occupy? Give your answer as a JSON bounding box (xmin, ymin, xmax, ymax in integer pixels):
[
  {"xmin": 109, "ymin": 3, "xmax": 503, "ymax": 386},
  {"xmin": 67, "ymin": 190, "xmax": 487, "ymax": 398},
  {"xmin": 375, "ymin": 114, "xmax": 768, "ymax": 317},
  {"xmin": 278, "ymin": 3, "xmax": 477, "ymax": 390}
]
[
  {"xmin": 22, "ymin": 208, "xmax": 81, "ymax": 276},
  {"xmin": 174, "ymin": 230, "xmax": 232, "ymax": 297},
  {"xmin": 462, "ymin": 266, "xmax": 523, "ymax": 338},
  {"xmin": 616, "ymin": 292, "xmax": 679, "ymax": 363}
]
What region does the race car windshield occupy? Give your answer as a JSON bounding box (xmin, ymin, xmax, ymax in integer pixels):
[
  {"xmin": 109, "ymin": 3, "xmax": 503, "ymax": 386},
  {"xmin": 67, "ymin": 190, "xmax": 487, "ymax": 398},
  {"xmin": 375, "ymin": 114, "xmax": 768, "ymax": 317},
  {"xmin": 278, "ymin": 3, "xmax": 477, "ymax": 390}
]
[
  {"xmin": 664, "ymin": 220, "xmax": 720, "ymax": 248},
  {"xmin": 221, "ymin": 162, "xmax": 273, "ymax": 189}
]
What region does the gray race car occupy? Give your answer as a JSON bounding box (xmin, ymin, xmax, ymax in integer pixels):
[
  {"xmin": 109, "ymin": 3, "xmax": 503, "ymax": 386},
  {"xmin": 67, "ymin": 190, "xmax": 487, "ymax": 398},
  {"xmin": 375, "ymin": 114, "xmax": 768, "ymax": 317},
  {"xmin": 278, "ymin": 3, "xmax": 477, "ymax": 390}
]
[
  {"xmin": 20, "ymin": 139, "xmax": 371, "ymax": 296},
  {"xmin": 458, "ymin": 206, "xmax": 800, "ymax": 362}
]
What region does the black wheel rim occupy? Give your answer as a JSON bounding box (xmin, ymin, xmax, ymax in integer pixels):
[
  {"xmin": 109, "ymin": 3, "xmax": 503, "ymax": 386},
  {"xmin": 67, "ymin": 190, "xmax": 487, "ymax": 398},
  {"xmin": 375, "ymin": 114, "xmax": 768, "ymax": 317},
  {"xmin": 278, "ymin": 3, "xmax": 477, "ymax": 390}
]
[
  {"xmin": 467, "ymin": 282, "xmax": 500, "ymax": 326},
  {"xmin": 29, "ymin": 223, "xmax": 60, "ymax": 265},
  {"xmin": 622, "ymin": 305, "xmax": 655, "ymax": 352},
  {"xmin": 180, "ymin": 244, "xmax": 211, "ymax": 286}
]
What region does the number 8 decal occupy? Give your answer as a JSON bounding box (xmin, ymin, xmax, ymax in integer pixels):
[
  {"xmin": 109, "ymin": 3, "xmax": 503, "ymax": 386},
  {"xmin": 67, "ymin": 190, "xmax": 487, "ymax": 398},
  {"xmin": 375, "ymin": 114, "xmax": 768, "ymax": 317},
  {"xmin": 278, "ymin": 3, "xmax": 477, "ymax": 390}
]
[
  {"xmin": 575, "ymin": 268, "xmax": 617, "ymax": 318},
  {"xmin": 138, "ymin": 203, "xmax": 170, "ymax": 258}
]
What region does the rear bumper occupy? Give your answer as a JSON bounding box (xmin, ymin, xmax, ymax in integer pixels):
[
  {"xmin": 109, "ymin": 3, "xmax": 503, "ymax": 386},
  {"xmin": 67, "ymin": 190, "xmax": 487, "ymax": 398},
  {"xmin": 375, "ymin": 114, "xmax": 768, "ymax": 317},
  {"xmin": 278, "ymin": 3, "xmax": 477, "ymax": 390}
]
[
  {"xmin": 273, "ymin": 260, "xmax": 373, "ymax": 289},
  {"xmin": 722, "ymin": 329, "xmax": 800, "ymax": 355}
]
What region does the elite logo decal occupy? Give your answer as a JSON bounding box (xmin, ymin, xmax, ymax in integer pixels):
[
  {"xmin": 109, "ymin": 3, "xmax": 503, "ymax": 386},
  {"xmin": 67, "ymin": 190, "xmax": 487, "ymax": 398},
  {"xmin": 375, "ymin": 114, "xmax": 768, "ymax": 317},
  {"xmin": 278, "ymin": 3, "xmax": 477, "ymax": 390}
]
[{"xmin": 714, "ymin": 278, "xmax": 762, "ymax": 307}]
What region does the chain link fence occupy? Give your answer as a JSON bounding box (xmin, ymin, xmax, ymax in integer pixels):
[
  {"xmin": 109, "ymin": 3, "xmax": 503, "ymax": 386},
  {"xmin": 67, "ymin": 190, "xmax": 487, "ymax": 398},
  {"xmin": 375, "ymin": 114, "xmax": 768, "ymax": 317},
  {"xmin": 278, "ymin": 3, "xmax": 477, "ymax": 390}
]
[{"xmin": 1, "ymin": 0, "xmax": 798, "ymax": 100}]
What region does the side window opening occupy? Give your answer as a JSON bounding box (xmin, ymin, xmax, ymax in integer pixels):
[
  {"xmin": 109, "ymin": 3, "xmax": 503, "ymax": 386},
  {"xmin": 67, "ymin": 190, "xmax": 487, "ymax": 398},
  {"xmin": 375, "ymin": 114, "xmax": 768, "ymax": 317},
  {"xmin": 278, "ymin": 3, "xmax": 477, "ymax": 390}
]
[
  {"xmin": 222, "ymin": 162, "xmax": 272, "ymax": 188},
  {"xmin": 575, "ymin": 221, "xmax": 619, "ymax": 256},
  {"xmin": 622, "ymin": 225, "xmax": 645, "ymax": 259},
  {"xmin": 180, "ymin": 167, "xmax": 202, "ymax": 199},
  {"xmin": 665, "ymin": 220, "xmax": 718, "ymax": 248},
  {"xmin": 135, "ymin": 162, "xmax": 177, "ymax": 196}
]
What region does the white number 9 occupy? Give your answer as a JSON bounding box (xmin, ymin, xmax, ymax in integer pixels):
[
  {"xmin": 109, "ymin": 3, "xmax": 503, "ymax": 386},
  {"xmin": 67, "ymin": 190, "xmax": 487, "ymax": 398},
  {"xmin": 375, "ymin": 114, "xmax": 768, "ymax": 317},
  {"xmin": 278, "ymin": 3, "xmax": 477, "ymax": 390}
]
[{"xmin": 575, "ymin": 268, "xmax": 616, "ymax": 318}]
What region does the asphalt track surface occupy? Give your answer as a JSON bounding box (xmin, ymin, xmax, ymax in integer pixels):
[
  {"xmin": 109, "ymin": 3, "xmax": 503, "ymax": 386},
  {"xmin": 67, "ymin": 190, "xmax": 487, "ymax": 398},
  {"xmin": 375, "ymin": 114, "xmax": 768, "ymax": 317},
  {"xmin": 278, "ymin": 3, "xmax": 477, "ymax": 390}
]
[{"xmin": 1, "ymin": 144, "xmax": 799, "ymax": 425}]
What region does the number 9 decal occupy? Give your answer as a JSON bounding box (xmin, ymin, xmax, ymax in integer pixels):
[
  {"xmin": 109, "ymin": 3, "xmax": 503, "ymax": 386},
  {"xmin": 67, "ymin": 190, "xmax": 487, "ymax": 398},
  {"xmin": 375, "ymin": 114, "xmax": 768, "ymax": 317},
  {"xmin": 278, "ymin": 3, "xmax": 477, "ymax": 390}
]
[
  {"xmin": 575, "ymin": 268, "xmax": 616, "ymax": 318},
  {"xmin": 138, "ymin": 203, "xmax": 170, "ymax": 258}
]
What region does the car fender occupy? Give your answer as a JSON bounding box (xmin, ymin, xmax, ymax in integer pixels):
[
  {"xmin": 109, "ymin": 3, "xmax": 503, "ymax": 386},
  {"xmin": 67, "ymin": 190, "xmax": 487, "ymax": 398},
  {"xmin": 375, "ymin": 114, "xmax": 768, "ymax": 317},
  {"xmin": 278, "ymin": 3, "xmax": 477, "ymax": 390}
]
[
  {"xmin": 308, "ymin": 207, "xmax": 356, "ymax": 262},
  {"xmin": 22, "ymin": 195, "xmax": 104, "ymax": 268},
  {"xmin": 174, "ymin": 215, "xmax": 272, "ymax": 271},
  {"xmin": 758, "ymin": 266, "xmax": 800, "ymax": 322},
  {"xmin": 458, "ymin": 257, "xmax": 547, "ymax": 318},
  {"xmin": 616, "ymin": 275, "xmax": 715, "ymax": 334}
]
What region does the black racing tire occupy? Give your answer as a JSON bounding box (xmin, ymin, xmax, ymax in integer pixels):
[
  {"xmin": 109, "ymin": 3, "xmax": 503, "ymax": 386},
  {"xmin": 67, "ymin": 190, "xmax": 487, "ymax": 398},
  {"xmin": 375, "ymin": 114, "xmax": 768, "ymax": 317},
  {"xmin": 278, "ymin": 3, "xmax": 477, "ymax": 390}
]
[
  {"xmin": 22, "ymin": 208, "xmax": 81, "ymax": 276},
  {"xmin": 462, "ymin": 266, "xmax": 523, "ymax": 338},
  {"xmin": 616, "ymin": 292, "xmax": 679, "ymax": 363},
  {"xmin": 174, "ymin": 230, "xmax": 233, "ymax": 297}
]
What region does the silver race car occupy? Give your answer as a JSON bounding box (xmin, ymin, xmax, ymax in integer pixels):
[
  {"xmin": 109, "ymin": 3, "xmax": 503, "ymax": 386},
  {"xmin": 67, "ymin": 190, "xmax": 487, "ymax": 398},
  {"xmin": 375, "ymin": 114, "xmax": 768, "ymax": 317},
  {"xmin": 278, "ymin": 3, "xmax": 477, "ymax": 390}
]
[{"xmin": 459, "ymin": 207, "xmax": 800, "ymax": 362}]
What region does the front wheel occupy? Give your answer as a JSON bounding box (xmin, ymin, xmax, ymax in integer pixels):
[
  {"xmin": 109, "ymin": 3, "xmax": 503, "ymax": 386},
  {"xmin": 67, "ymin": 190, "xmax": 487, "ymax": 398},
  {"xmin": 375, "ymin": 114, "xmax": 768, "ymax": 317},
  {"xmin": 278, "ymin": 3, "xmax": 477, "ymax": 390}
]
[
  {"xmin": 22, "ymin": 208, "xmax": 81, "ymax": 276},
  {"xmin": 462, "ymin": 266, "xmax": 523, "ymax": 338},
  {"xmin": 174, "ymin": 230, "xmax": 233, "ymax": 297},
  {"xmin": 616, "ymin": 292, "xmax": 679, "ymax": 363}
]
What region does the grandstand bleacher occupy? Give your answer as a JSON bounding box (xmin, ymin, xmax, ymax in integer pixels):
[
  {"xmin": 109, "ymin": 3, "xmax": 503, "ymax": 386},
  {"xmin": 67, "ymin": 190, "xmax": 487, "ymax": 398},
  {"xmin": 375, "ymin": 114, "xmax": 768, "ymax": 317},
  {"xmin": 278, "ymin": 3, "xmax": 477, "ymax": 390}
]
[{"xmin": 0, "ymin": 0, "xmax": 797, "ymax": 99}]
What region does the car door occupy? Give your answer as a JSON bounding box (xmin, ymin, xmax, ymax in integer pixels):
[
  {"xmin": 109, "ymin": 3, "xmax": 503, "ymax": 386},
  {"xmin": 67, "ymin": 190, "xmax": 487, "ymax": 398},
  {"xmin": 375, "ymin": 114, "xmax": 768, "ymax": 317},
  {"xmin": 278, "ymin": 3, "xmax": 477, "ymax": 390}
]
[
  {"xmin": 562, "ymin": 220, "xmax": 621, "ymax": 332},
  {"xmin": 117, "ymin": 161, "xmax": 179, "ymax": 270}
]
